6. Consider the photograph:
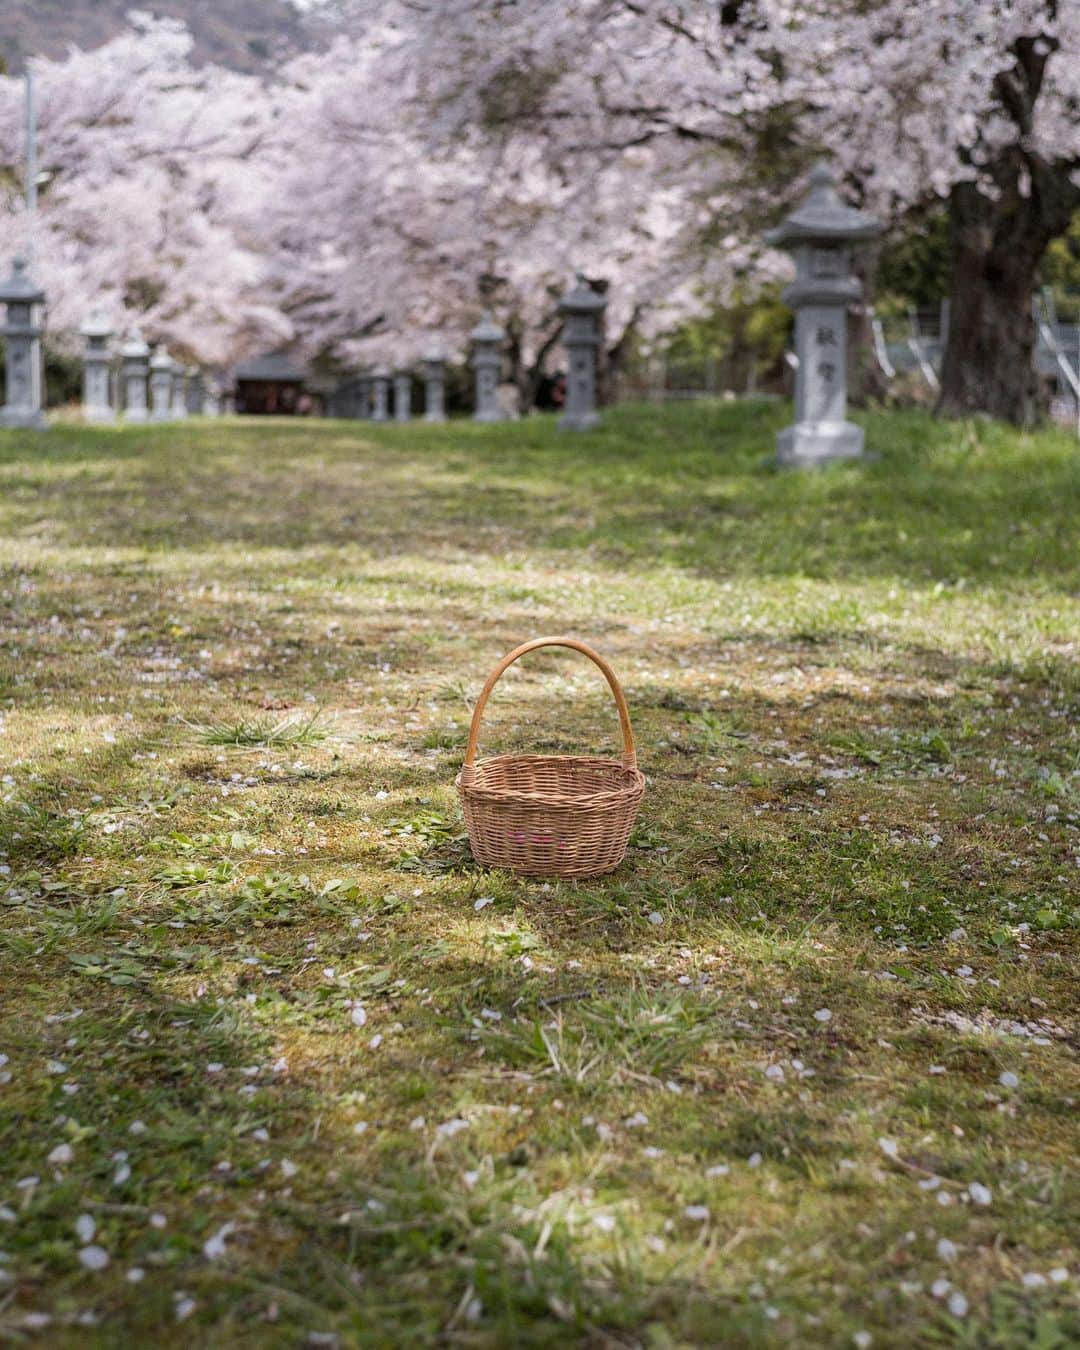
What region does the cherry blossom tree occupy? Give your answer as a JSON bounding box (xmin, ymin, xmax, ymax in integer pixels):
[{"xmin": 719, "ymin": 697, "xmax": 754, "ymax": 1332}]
[
  {"xmin": 0, "ymin": 7, "xmax": 779, "ymax": 398},
  {"xmin": 0, "ymin": 14, "xmax": 285, "ymax": 364},
  {"xmin": 355, "ymin": 0, "xmax": 1080, "ymax": 424},
  {"xmin": 5, "ymin": 1, "xmax": 1073, "ymax": 423},
  {"xmin": 784, "ymin": 1, "xmax": 1080, "ymax": 424},
  {"xmin": 252, "ymin": 28, "xmax": 748, "ymax": 401}
]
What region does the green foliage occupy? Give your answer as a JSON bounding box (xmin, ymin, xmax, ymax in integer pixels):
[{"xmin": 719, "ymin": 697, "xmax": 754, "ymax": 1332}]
[
  {"xmin": 43, "ymin": 345, "xmax": 82, "ymax": 409},
  {"xmin": 0, "ymin": 801, "xmax": 85, "ymax": 862},
  {"xmin": 1042, "ymin": 209, "xmax": 1080, "ymax": 315},
  {"xmin": 186, "ymin": 710, "xmax": 326, "ymax": 747},
  {"xmin": 154, "ymin": 860, "xmax": 236, "ymax": 887},
  {"xmin": 660, "ymin": 283, "xmax": 791, "ymax": 388},
  {"xmin": 147, "ymin": 829, "xmax": 257, "ymax": 854},
  {"xmin": 659, "ymin": 207, "xmax": 1077, "ymax": 378},
  {"xmin": 876, "ymin": 207, "xmax": 952, "ymax": 312}
]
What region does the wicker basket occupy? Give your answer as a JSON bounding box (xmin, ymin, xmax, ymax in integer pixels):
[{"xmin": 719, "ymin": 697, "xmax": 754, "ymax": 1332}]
[{"xmin": 456, "ymin": 636, "xmax": 645, "ymax": 878}]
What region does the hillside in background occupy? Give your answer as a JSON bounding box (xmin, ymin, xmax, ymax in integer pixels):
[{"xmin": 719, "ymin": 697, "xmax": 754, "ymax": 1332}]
[{"xmin": 0, "ymin": 0, "xmax": 326, "ymax": 74}]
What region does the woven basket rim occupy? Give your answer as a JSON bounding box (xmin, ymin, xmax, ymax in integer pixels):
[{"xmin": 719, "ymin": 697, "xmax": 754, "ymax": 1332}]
[{"xmin": 456, "ymin": 751, "xmax": 645, "ymax": 810}]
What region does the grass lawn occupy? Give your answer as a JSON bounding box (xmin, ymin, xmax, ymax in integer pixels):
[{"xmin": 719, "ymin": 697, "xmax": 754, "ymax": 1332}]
[{"xmin": 0, "ymin": 400, "xmax": 1077, "ymax": 1347}]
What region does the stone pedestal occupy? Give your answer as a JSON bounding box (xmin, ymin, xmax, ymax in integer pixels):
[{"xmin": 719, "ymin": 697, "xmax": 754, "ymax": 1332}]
[
  {"xmin": 470, "ymin": 311, "xmax": 506, "ymax": 422},
  {"xmin": 422, "ymin": 346, "xmax": 446, "ymax": 422},
  {"xmin": 80, "ymin": 309, "xmax": 114, "ymax": 424},
  {"xmin": 393, "ymin": 369, "xmax": 412, "ymax": 422},
  {"xmin": 766, "ymin": 162, "xmax": 881, "ymax": 467},
  {"xmin": 120, "ymin": 331, "xmax": 150, "ymax": 423},
  {"xmin": 559, "ymin": 274, "xmax": 605, "ymax": 431},
  {"xmin": 0, "ymin": 257, "xmax": 46, "ymax": 429},
  {"xmin": 775, "ymin": 299, "xmax": 865, "ymax": 463},
  {"xmin": 170, "ymin": 363, "xmax": 188, "ymax": 419},
  {"xmin": 149, "ymin": 346, "xmax": 173, "ymax": 421},
  {"xmin": 371, "ymin": 366, "xmax": 391, "ymax": 422}
]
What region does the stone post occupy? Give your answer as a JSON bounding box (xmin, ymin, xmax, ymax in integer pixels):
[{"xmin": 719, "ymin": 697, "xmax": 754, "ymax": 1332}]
[
  {"xmin": 766, "ymin": 162, "xmax": 882, "ymax": 466},
  {"xmin": 371, "ymin": 365, "xmax": 391, "ymax": 422},
  {"xmin": 0, "ymin": 257, "xmax": 46, "ymax": 429},
  {"xmin": 558, "ymin": 274, "xmax": 606, "ymax": 431},
  {"xmin": 357, "ymin": 373, "xmax": 372, "ymax": 419},
  {"xmin": 120, "ymin": 330, "xmax": 150, "ymax": 423},
  {"xmin": 80, "ymin": 309, "xmax": 114, "ymax": 424},
  {"xmin": 170, "ymin": 361, "xmax": 188, "ymax": 419},
  {"xmin": 393, "ymin": 368, "xmax": 412, "ymax": 422},
  {"xmin": 149, "ymin": 345, "xmax": 173, "ymax": 421},
  {"xmin": 470, "ymin": 310, "xmax": 505, "ymax": 422},
  {"xmin": 422, "ymin": 344, "xmax": 446, "ymax": 422}
]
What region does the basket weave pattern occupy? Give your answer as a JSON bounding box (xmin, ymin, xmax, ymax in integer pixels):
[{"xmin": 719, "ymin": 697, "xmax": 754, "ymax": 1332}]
[{"xmin": 457, "ymin": 638, "xmax": 645, "ymax": 879}]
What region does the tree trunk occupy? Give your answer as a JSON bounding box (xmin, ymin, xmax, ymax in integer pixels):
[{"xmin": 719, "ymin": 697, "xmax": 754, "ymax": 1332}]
[
  {"xmin": 938, "ymin": 172, "xmax": 1078, "ymax": 426},
  {"xmin": 848, "ymin": 239, "xmax": 890, "ymax": 406},
  {"xmin": 521, "ymin": 317, "xmax": 563, "ymax": 411},
  {"xmin": 936, "ymin": 24, "xmax": 1080, "ymax": 426},
  {"xmin": 504, "ymin": 313, "xmax": 526, "ymax": 404},
  {"xmin": 604, "ymin": 303, "xmax": 642, "ymax": 407}
]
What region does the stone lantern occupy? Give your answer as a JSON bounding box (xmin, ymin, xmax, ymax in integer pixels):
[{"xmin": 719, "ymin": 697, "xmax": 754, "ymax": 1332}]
[
  {"xmin": 558, "ymin": 274, "xmax": 606, "ymax": 431},
  {"xmin": 371, "ymin": 365, "xmax": 391, "ymax": 422},
  {"xmin": 0, "ymin": 256, "xmax": 46, "ymax": 429},
  {"xmin": 120, "ymin": 330, "xmax": 150, "ymax": 423},
  {"xmin": 470, "ymin": 310, "xmax": 505, "ymax": 423},
  {"xmin": 203, "ymin": 381, "xmax": 221, "ymax": 417},
  {"xmin": 422, "ymin": 344, "xmax": 446, "ymax": 422},
  {"xmin": 393, "ymin": 367, "xmax": 412, "ymax": 422},
  {"xmin": 766, "ymin": 161, "xmax": 882, "ymax": 466},
  {"xmin": 149, "ymin": 346, "xmax": 173, "ymax": 421},
  {"xmin": 170, "ymin": 361, "xmax": 188, "ymax": 419},
  {"xmin": 80, "ymin": 309, "xmax": 114, "ymax": 424}
]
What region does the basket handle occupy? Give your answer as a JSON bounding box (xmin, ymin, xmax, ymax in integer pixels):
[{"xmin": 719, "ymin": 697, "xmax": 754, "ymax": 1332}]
[{"xmin": 460, "ymin": 636, "xmax": 637, "ymax": 786}]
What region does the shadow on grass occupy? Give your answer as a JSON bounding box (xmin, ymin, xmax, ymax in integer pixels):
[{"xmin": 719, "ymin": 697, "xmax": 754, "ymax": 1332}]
[
  {"xmin": 1, "ymin": 402, "xmax": 1077, "ymax": 588},
  {"xmin": 4, "ymin": 626, "xmax": 1069, "ymax": 963}
]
